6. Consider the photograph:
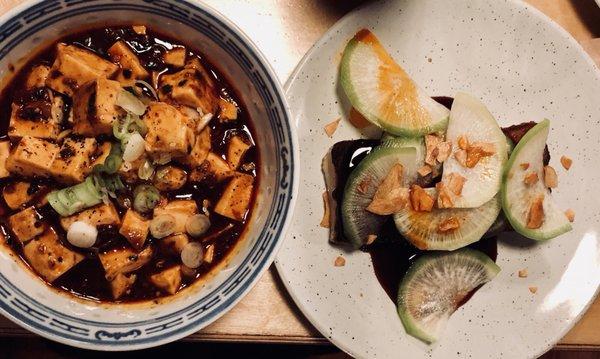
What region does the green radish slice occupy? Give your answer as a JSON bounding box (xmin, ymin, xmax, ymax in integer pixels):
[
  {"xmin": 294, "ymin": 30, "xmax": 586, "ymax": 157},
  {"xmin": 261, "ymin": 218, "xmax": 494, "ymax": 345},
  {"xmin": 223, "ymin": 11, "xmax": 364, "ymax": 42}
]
[
  {"xmin": 340, "ymin": 29, "xmax": 449, "ymax": 136},
  {"xmin": 393, "ymin": 188, "xmax": 501, "ymax": 250},
  {"xmin": 441, "ymin": 92, "xmax": 508, "ymax": 208},
  {"xmin": 501, "ymin": 119, "xmax": 572, "ymax": 240},
  {"xmin": 342, "ymin": 143, "xmax": 419, "ymax": 248},
  {"xmin": 397, "ymin": 248, "xmax": 500, "ymax": 343}
]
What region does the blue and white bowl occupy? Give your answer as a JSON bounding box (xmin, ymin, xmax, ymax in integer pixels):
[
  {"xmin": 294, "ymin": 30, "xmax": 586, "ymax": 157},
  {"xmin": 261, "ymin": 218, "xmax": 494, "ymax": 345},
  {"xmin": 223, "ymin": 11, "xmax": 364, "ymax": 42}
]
[{"xmin": 0, "ymin": 0, "xmax": 297, "ymax": 350}]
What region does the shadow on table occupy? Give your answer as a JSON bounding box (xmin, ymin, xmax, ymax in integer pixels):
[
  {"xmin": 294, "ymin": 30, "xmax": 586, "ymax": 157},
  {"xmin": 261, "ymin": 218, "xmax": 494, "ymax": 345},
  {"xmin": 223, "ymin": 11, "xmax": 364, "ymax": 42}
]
[{"xmin": 569, "ymin": 0, "xmax": 600, "ymax": 37}]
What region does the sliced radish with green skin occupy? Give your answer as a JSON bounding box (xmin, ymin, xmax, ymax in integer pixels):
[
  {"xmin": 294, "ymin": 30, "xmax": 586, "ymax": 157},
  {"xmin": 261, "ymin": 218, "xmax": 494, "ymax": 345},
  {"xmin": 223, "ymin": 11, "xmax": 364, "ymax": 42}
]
[
  {"xmin": 340, "ymin": 29, "xmax": 449, "ymax": 137},
  {"xmin": 397, "ymin": 248, "xmax": 500, "ymax": 344},
  {"xmin": 501, "ymin": 119, "xmax": 572, "ymax": 240},
  {"xmin": 342, "ymin": 142, "xmax": 419, "ymax": 248},
  {"xmin": 393, "ymin": 188, "xmax": 501, "ymax": 250},
  {"xmin": 441, "ymin": 92, "xmax": 508, "ymax": 208}
]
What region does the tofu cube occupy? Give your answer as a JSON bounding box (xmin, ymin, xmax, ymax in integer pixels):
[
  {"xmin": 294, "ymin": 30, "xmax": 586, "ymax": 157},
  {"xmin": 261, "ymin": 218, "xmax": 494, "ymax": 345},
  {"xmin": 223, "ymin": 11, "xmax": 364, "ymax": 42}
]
[
  {"xmin": 163, "ymin": 47, "xmax": 186, "ymax": 67},
  {"xmin": 23, "ymin": 228, "xmax": 84, "ymax": 282},
  {"xmin": 6, "ymin": 136, "xmax": 59, "ymax": 178},
  {"xmin": 3, "ymin": 181, "xmax": 48, "ymax": 210},
  {"xmin": 160, "ymin": 233, "xmax": 189, "ymax": 256},
  {"xmin": 218, "ymin": 98, "xmax": 238, "ymax": 121},
  {"xmin": 73, "ymin": 78, "xmax": 125, "ymax": 136},
  {"xmin": 214, "ymin": 173, "xmax": 254, "ymax": 221},
  {"xmin": 226, "ymin": 135, "xmax": 251, "ymax": 169},
  {"xmin": 60, "ymin": 202, "xmax": 121, "ymax": 230},
  {"xmin": 25, "ymin": 65, "xmax": 51, "ymax": 89},
  {"xmin": 8, "ymin": 94, "xmax": 64, "ymax": 140},
  {"xmin": 158, "ymin": 61, "xmax": 218, "ymax": 114},
  {"xmin": 181, "ymin": 126, "xmax": 211, "ymax": 168},
  {"xmin": 153, "ymin": 200, "xmax": 198, "ymax": 234},
  {"xmin": 49, "ymin": 137, "xmax": 97, "ymax": 184},
  {"xmin": 110, "ymin": 273, "xmax": 137, "ymax": 300},
  {"xmin": 99, "ymin": 246, "xmax": 153, "ymax": 281},
  {"xmin": 149, "ymin": 266, "xmax": 182, "ymax": 295},
  {"xmin": 108, "ymin": 41, "xmax": 150, "ymax": 86},
  {"xmin": 9, "ymin": 206, "xmax": 45, "ymax": 243},
  {"xmin": 153, "ymin": 165, "xmax": 187, "ymax": 191},
  {"xmin": 143, "ymin": 102, "xmax": 194, "ymax": 160},
  {"xmin": 189, "ymin": 152, "xmax": 233, "ymax": 182},
  {"xmin": 45, "ymin": 43, "xmax": 119, "ymax": 97},
  {"xmin": 0, "ymin": 141, "xmax": 10, "ymax": 178},
  {"xmin": 119, "ymin": 209, "xmax": 150, "ymax": 250}
]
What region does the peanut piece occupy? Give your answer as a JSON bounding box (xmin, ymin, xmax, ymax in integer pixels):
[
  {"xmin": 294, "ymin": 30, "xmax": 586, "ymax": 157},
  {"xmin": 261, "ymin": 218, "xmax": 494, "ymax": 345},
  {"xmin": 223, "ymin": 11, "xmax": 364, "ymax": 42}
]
[
  {"xmin": 560, "ymin": 156, "xmax": 572, "ymax": 170},
  {"xmin": 438, "ymin": 216, "xmax": 460, "ymax": 233},
  {"xmin": 523, "ymin": 172, "xmax": 539, "ymax": 186},
  {"xmin": 526, "ymin": 194, "xmax": 545, "ymax": 229},
  {"xmin": 409, "ymin": 185, "xmax": 434, "ymax": 212}
]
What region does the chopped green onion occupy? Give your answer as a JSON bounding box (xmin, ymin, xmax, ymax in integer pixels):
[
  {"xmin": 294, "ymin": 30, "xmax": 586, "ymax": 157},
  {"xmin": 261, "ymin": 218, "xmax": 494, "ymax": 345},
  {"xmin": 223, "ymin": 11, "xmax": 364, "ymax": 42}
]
[
  {"xmin": 133, "ymin": 184, "xmax": 160, "ymax": 213},
  {"xmin": 138, "ymin": 159, "xmax": 155, "ymax": 180},
  {"xmin": 150, "ymin": 214, "xmax": 176, "ymax": 238},
  {"xmin": 98, "ymin": 174, "xmax": 125, "ymax": 194},
  {"xmin": 117, "ymin": 89, "xmax": 147, "ymax": 116},
  {"xmin": 47, "ymin": 174, "xmax": 126, "ymax": 217},
  {"xmin": 46, "ymin": 176, "xmax": 103, "ymax": 216},
  {"xmin": 93, "ymin": 142, "xmax": 123, "ymax": 174}
]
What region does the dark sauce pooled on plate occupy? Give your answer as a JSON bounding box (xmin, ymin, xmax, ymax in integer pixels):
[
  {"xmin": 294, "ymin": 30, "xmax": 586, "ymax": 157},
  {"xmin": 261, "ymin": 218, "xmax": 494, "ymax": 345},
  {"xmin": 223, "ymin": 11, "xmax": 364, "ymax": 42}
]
[{"xmin": 328, "ymin": 96, "xmax": 528, "ymax": 304}]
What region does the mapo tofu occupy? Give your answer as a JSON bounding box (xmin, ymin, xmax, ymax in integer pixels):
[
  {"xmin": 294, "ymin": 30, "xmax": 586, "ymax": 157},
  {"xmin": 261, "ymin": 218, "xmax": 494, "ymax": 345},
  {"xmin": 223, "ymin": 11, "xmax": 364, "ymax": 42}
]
[{"xmin": 0, "ymin": 26, "xmax": 258, "ymax": 302}]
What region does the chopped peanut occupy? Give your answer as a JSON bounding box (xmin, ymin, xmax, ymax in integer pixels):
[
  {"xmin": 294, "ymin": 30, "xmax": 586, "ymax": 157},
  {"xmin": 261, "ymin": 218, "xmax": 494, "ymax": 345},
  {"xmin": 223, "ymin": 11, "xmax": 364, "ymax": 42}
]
[
  {"xmin": 320, "ymin": 191, "xmax": 330, "ymax": 228},
  {"xmin": 436, "ymin": 182, "xmax": 454, "ymax": 209},
  {"xmin": 366, "ymin": 164, "xmax": 409, "ymax": 215},
  {"xmin": 366, "ymin": 234, "xmax": 377, "ymax": 245},
  {"xmin": 518, "ymin": 269, "xmax": 528, "ymax": 278},
  {"xmin": 529, "ymin": 286, "xmax": 538, "ymax": 294},
  {"xmin": 425, "ymin": 134, "xmax": 442, "ymax": 166},
  {"xmin": 438, "ymin": 216, "xmax": 460, "ymax": 233},
  {"xmin": 334, "ymin": 256, "xmax": 345, "ymax": 267},
  {"xmin": 520, "ymin": 163, "xmax": 530, "ymax": 170},
  {"xmin": 457, "ymin": 135, "xmax": 469, "ymax": 150},
  {"xmin": 526, "ymin": 194, "xmax": 545, "ymax": 229},
  {"xmin": 446, "ymin": 172, "xmax": 466, "ymax": 196},
  {"xmin": 324, "ymin": 118, "xmax": 341, "ymax": 137},
  {"xmin": 560, "ymin": 156, "xmax": 572, "ymax": 170},
  {"xmin": 454, "ymin": 149, "xmax": 468, "ymax": 167},
  {"xmin": 544, "ymin": 166, "xmax": 558, "ymax": 188},
  {"xmin": 565, "ymin": 209, "xmax": 575, "ymax": 222},
  {"xmin": 357, "ymin": 177, "xmax": 372, "ymax": 195},
  {"xmin": 436, "ymin": 141, "xmax": 453, "ymax": 163},
  {"xmin": 465, "ymin": 142, "xmax": 495, "ymax": 168},
  {"xmin": 417, "ymin": 165, "xmax": 432, "ymax": 177},
  {"xmin": 523, "ymin": 172, "xmax": 539, "ymax": 186},
  {"xmin": 409, "ymin": 185, "xmax": 434, "ymax": 212}
]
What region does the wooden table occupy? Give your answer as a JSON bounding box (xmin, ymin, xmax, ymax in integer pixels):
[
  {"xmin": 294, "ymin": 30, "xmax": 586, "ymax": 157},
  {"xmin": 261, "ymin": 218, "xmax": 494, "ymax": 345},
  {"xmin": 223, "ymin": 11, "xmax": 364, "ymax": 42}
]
[{"xmin": 0, "ymin": 0, "xmax": 598, "ymax": 351}]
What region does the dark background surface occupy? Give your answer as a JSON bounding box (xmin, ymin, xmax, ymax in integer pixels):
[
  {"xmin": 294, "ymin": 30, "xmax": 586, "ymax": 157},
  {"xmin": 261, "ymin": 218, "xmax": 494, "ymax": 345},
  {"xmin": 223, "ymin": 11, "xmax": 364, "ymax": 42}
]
[{"xmin": 0, "ymin": 338, "xmax": 597, "ymax": 358}]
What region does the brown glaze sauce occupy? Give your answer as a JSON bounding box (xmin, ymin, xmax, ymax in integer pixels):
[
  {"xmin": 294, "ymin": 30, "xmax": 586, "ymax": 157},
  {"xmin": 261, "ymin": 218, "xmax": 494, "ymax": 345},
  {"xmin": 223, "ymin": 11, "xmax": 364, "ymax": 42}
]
[{"xmin": 0, "ymin": 26, "xmax": 259, "ymax": 302}]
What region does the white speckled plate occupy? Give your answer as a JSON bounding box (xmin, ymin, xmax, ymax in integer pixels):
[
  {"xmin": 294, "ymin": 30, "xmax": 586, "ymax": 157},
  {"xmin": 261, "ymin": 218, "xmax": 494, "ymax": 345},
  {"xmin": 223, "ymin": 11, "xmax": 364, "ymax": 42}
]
[{"xmin": 275, "ymin": 0, "xmax": 600, "ymax": 358}]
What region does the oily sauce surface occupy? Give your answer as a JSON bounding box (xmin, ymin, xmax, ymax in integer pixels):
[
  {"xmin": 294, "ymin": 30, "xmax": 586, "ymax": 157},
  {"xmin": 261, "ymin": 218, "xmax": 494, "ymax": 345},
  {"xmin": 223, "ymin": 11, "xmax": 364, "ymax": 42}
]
[{"xmin": 0, "ymin": 26, "xmax": 259, "ymax": 302}]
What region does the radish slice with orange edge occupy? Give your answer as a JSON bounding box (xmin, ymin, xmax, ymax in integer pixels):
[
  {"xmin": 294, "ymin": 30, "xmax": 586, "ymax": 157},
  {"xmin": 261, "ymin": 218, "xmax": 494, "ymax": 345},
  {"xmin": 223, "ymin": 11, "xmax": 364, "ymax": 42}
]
[{"xmin": 340, "ymin": 29, "xmax": 449, "ymax": 137}]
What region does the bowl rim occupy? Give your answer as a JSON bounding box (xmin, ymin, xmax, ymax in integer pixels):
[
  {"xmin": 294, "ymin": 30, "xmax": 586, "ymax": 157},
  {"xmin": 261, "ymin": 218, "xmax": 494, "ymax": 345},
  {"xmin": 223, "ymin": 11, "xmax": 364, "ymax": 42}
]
[{"xmin": 0, "ymin": 0, "xmax": 299, "ymax": 350}]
